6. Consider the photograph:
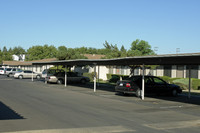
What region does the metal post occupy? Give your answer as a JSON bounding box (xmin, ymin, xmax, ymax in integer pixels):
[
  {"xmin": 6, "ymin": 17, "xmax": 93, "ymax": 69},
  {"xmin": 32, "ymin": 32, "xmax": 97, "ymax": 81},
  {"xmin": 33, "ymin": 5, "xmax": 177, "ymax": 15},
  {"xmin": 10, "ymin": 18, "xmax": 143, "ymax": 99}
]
[
  {"xmin": 45, "ymin": 65, "xmax": 48, "ymax": 84},
  {"xmin": 142, "ymin": 64, "xmax": 145, "ymax": 100},
  {"xmin": 65, "ymin": 65, "xmax": 67, "ymax": 87},
  {"xmin": 94, "ymin": 64, "xmax": 97, "ymax": 92},
  {"xmin": 97, "ymin": 65, "xmax": 100, "ymax": 87},
  {"xmin": 188, "ymin": 65, "xmax": 191, "ymax": 99},
  {"xmin": 32, "ymin": 66, "xmax": 34, "ymax": 82}
]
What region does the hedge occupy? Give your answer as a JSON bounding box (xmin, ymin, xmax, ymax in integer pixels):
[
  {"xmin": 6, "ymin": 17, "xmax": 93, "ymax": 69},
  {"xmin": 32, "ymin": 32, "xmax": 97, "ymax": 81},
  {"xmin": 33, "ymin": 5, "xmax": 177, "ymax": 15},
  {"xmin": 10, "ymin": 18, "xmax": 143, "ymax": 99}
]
[
  {"xmin": 159, "ymin": 76, "xmax": 200, "ymax": 90},
  {"xmin": 83, "ymin": 72, "xmax": 97, "ymax": 82},
  {"xmin": 106, "ymin": 74, "xmax": 129, "ymax": 83}
]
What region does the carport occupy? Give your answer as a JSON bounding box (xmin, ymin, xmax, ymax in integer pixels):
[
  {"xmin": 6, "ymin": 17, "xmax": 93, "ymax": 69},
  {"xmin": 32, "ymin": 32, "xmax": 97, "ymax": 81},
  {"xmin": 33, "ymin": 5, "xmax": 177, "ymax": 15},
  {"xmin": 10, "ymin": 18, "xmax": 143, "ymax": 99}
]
[{"xmin": 33, "ymin": 53, "xmax": 200, "ymax": 100}]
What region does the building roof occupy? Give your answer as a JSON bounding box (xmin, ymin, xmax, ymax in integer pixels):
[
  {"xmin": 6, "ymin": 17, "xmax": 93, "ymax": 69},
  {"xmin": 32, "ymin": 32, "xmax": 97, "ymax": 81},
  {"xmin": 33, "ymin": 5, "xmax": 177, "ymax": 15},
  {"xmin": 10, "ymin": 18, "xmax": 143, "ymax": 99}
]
[
  {"xmin": 32, "ymin": 53, "xmax": 200, "ymax": 66},
  {"xmin": 83, "ymin": 54, "xmax": 105, "ymax": 59},
  {"xmin": 2, "ymin": 58, "xmax": 57, "ymax": 66}
]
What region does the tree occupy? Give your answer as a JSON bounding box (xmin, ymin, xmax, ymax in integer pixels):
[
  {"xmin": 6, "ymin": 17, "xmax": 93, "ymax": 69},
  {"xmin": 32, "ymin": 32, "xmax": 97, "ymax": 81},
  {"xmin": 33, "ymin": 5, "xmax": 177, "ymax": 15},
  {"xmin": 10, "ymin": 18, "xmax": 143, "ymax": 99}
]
[
  {"xmin": 0, "ymin": 49, "xmax": 2, "ymax": 64},
  {"xmin": 127, "ymin": 39, "xmax": 156, "ymax": 76},
  {"xmin": 26, "ymin": 45, "xmax": 57, "ymax": 61},
  {"xmin": 120, "ymin": 45, "xmax": 127, "ymax": 57},
  {"xmin": 56, "ymin": 46, "xmax": 68, "ymax": 60},
  {"xmin": 12, "ymin": 46, "xmax": 26, "ymax": 55},
  {"xmin": 56, "ymin": 46, "xmax": 87, "ymax": 60},
  {"xmin": 1, "ymin": 46, "xmax": 12, "ymax": 61},
  {"xmin": 127, "ymin": 39, "xmax": 155, "ymax": 56}
]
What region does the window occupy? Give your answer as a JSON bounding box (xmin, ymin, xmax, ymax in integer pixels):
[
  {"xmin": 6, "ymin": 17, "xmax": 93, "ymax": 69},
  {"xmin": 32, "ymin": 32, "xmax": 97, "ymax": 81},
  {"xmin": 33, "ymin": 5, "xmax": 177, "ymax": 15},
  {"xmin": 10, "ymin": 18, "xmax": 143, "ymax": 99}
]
[
  {"xmin": 145, "ymin": 77, "xmax": 153, "ymax": 84},
  {"xmin": 153, "ymin": 77, "xmax": 165, "ymax": 84},
  {"xmin": 24, "ymin": 70, "xmax": 32, "ymax": 73}
]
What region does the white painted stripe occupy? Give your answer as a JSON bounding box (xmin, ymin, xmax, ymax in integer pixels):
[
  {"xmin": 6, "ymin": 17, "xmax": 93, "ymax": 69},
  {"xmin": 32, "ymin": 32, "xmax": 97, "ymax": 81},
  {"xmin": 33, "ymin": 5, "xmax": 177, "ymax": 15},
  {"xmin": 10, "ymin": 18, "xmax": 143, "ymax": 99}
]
[
  {"xmin": 144, "ymin": 119, "xmax": 200, "ymax": 130},
  {"xmin": 4, "ymin": 126, "xmax": 135, "ymax": 133}
]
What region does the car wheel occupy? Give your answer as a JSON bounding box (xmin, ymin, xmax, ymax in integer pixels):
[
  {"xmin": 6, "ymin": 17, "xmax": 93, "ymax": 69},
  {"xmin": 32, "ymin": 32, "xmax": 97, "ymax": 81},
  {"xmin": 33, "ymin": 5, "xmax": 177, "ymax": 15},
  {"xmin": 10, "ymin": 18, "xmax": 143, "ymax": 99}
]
[
  {"xmin": 18, "ymin": 75, "xmax": 23, "ymax": 79},
  {"xmin": 57, "ymin": 79, "xmax": 63, "ymax": 84},
  {"xmin": 80, "ymin": 79, "xmax": 86, "ymax": 84},
  {"xmin": 135, "ymin": 89, "xmax": 141, "ymax": 97},
  {"xmin": 172, "ymin": 89, "xmax": 178, "ymax": 97},
  {"xmin": 36, "ymin": 75, "xmax": 41, "ymax": 80}
]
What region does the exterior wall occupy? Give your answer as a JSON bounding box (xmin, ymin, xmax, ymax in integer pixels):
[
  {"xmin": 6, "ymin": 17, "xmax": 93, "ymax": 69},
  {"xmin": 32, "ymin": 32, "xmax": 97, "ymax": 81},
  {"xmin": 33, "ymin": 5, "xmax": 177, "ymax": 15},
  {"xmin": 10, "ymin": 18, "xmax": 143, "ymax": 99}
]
[
  {"xmin": 97, "ymin": 66, "xmax": 108, "ymax": 80},
  {"xmin": 156, "ymin": 66, "xmax": 164, "ymax": 76},
  {"xmin": 183, "ymin": 65, "xmax": 187, "ymax": 78},
  {"xmin": 171, "ymin": 65, "xmax": 177, "ymax": 78},
  {"xmin": 198, "ymin": 65, "xmax": 200, "ymax": 79}
]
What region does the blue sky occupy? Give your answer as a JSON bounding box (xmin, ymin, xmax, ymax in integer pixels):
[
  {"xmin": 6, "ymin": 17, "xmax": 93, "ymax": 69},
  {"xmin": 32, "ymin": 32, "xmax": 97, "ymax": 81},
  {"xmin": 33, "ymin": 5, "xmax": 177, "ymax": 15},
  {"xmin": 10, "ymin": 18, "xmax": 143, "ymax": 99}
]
[{"xmin": 0, "ymin": 0, "xmax": 200, "ymax": 54}]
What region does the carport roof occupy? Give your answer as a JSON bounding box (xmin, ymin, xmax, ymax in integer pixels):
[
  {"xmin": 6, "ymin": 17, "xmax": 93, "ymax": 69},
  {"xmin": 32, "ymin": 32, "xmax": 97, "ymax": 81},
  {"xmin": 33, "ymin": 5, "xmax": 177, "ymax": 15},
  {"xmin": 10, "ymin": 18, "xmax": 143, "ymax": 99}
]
[{"xmin": 32, "ymin": 53, "xmax": 200, "ymax": 66}]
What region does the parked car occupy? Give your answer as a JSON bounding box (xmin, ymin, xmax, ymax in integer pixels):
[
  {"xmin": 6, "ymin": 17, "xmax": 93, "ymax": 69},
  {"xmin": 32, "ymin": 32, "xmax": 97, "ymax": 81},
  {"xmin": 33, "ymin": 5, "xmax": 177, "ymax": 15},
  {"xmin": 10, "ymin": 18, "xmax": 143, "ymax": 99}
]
[
  {"xmin": 4, "ymin": 68, "xmax": 12, "ymax": 76},
  {"xmin": 6, "ymin": 68, "xmax": 22, "ymax": 77},
  {"xmin": 115, "ymin": 75, "xmax": 182, "ymax": 97},
  {"xmin": 0, "ymin": 67, "xmax": 5, "ymax": 75},
  {"xmin": 41, "ymin": 69, "xmax": 64, "ymax": 78},
  {"xmin": 14, "ymin": 70, "xmax": 41, "ymax": 79},
  {"xmin": 45, "ymin": 72, "xmax": 90, "ymax": 84}
]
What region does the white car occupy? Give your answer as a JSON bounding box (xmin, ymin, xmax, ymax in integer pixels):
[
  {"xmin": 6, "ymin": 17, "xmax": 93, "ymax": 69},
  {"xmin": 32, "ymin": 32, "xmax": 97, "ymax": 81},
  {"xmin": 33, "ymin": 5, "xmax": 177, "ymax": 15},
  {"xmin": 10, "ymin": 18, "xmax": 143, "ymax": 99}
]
[
  {"xmin": 14, "ymin": 70, "xmax": 41, "ymax": 79},
  {"xmin": 0, "ymin": 67, "xmax": 5, "ymax": 75}
]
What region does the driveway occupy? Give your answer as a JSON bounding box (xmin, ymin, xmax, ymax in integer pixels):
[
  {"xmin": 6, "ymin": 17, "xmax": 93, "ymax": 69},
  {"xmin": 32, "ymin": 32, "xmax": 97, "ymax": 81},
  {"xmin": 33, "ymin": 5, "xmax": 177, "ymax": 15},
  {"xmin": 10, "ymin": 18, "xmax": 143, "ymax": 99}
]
[{"xmin": 0, "ymin": 75, "xmax": 200, "ymax": 133}]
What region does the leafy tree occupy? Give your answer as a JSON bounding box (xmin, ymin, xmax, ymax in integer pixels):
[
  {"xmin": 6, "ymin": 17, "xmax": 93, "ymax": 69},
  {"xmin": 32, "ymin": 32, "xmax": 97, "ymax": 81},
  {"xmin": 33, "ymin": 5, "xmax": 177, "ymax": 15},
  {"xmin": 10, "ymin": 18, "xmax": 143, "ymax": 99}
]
[
  {"xmin": 3, "ymin": 46, "xmax": 7, "ymax": 53},
  {"xmin": 0, "ymin": 49, "xmax": 2, "ymax": 64},
  {"xmin": 127, "ymin": 39, "xmax": 155, "ymax": 56},
  {"xmin": 12, "ymin": 46, "xmax": 26, "ymax": 55},
  {"xmin": 1, "ymin": 46, "xmax": 12, "ymax": 61},
  {"xmin": 127, "ymin": 39, "xmax": 156, "ymax": 75},
  {"xmin": 120, "ymin": 45, "xmax": 127, "ymax": 57},
  {"xmin": 26, "ymin": 45, "xmax": 57, "ymax": 61},
  {"xmin": 56, "ymin": 46, "xmax": 68, "ymax": 60},
  {"xmin": 57, "ymin": 46, "xmax": 87, "ymax": 60}
]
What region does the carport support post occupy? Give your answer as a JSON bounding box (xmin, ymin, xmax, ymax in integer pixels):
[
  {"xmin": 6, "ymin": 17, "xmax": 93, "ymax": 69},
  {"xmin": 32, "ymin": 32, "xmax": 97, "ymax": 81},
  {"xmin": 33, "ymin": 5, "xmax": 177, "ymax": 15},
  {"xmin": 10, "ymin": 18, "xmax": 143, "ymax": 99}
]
[
  {"xmin": 65, "ymin": 65, "xmax": 67, "ymax": 87},
  {"xmin": 188, "ymin": 65, "xmax": 191, "ymax": 99},
  {"xmin": 97, "ymin": 65, "xmax": 100, "ymax": 87},
  {"xmin": 142, "ymin": 64, "xmax": 145, "ymax": 100},
  {"xmin": 94, "ymin": 63, "xmax": 97, "ymax": 92},
  {"xmin": 32, "ymin": 67, "xmax": 34, "ymax": 82},
  {"xmin": 45, "ymin": 65, "xmax": 48, "ymax": 84}
]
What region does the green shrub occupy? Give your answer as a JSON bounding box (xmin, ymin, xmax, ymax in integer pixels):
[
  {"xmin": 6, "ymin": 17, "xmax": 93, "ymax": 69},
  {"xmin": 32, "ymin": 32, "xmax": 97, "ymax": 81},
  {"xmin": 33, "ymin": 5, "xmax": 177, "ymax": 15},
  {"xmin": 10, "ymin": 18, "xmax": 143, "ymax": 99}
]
[
  {"xmin": 192, "ymin": 79, "xmax": 200, "ymax": 90},
  {"xmin": 158, "ymin": 76, "xmax": 171, "ymax": 83},
  {"xmin": 106, "ymin": 74, "xmax": 129, "ymax": 83},
  {"xmin": 83, "ymin": 72, "xmax": 98, "ymax": 82}
]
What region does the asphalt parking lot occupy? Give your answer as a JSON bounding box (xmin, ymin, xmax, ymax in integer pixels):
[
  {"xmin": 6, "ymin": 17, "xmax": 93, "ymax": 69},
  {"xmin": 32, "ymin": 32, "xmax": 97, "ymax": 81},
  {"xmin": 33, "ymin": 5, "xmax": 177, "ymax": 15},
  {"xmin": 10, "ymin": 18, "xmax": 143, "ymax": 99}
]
[{"xmin": 0, "ymin": 75, "xmax": 200, "ymax": 133}]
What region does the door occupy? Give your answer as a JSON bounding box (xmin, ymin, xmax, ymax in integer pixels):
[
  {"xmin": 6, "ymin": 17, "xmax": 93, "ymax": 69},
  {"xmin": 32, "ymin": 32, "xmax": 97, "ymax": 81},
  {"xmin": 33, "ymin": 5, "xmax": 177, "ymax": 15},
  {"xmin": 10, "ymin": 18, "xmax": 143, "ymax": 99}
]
[
  {"xmin": 151, "ymin": 77, "xmax": 168, "ymax": 94},
  {"xmin": 144, "ymin": 77, "xmax": 155, "ymax": 94}
]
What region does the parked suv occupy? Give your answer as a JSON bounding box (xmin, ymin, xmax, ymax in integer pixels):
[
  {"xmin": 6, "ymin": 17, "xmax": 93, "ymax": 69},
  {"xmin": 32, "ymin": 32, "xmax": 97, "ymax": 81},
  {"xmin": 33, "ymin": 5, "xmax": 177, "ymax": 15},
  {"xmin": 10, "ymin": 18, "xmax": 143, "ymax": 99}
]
[
  {"xmin": 45, "ymin": 72, "xmax": 90, "ymax": 84},
  {"xmin": 6, "ymin": 68, "xmax": 22, "ymax": 77}
]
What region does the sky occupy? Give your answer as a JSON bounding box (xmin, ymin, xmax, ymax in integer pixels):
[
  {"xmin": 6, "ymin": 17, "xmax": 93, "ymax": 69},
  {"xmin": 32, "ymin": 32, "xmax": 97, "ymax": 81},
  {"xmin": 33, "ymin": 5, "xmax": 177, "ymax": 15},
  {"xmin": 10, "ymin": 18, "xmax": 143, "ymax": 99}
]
[{"xmin": 0, "ymin": 0, "xmax": 200, "ymax": 55}]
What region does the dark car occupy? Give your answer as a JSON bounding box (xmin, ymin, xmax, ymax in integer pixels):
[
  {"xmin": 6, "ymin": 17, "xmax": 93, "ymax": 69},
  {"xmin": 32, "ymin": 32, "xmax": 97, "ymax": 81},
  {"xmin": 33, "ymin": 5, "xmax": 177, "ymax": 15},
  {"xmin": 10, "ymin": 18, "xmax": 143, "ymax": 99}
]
[{"xmin": 115, "ymin": 75, "xmax": 182, "ymax": 97}]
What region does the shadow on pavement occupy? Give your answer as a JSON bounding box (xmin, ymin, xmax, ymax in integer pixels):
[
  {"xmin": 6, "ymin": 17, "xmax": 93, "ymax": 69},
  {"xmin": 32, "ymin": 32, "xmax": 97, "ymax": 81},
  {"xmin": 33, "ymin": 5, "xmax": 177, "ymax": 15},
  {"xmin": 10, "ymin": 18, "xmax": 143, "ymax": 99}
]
[{"xmin": 0, "ymin": 101, "xmax": 24, "ymax": 120}]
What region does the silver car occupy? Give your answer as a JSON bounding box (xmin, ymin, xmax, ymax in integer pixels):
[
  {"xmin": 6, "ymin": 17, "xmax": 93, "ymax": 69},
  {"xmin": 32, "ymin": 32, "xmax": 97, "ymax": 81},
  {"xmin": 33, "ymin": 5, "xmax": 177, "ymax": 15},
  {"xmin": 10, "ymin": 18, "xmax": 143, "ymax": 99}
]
[
  {"xmin": 14, "ymin": 70, "xmax": 41, "ymax": 79},
  {"xmin": 5, "ymin": 68, "xmax": 22, "ymax": 77},
  {"xmin": 45, "ymin": 72, "xmax": 90, "ymax": 84}
]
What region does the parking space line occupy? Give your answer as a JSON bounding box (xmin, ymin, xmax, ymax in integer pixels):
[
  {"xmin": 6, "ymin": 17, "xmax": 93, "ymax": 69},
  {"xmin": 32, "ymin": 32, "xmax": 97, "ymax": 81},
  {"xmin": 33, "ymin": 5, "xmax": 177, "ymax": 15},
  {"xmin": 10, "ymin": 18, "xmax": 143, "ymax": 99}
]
[
  {"xmin": 144, "ymin": 119, "xmax": 200, "ymax": 130},
  {"xmin": 3, "ymin": 125, "xmax": 135, "ymax": 133}
]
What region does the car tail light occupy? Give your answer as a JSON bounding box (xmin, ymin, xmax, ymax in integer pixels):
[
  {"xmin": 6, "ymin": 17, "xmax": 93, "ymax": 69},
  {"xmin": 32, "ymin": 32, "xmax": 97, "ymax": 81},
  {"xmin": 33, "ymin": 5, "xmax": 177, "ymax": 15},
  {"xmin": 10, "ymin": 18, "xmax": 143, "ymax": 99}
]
[
  {"xmin": 130, "ymin": 89, "xmax": 134, "ymax": 91},
  {"xmin": 126, "ymin": 83, "xmax": 131, "ymax": 87}
]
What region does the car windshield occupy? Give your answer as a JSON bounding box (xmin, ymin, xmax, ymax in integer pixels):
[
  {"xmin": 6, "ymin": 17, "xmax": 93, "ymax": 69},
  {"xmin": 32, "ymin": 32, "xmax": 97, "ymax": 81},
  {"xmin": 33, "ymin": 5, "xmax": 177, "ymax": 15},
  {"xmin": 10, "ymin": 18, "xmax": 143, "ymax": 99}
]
[
  {"xmin": 6, "ymin": 68, "xmax": 12, "ymax": 71},
  {"xmin": 128, "ymin": 76, "xmax": 141, "ymax": 81},
  {"xmin": 18, "ymin": 70, "xmax": 23, "ymax": 72},
  {"xmin": 0, "ymin": 68, "xmax": 4, "ymax": 70}
]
